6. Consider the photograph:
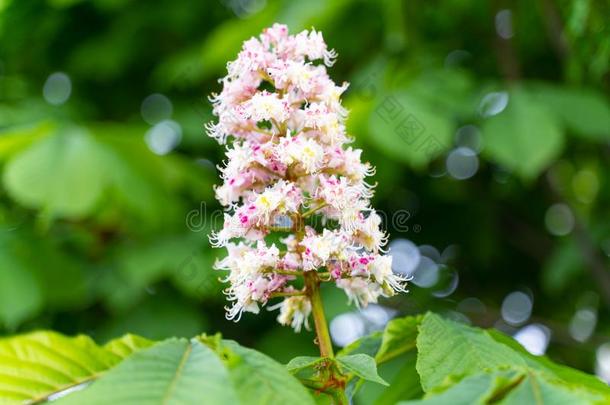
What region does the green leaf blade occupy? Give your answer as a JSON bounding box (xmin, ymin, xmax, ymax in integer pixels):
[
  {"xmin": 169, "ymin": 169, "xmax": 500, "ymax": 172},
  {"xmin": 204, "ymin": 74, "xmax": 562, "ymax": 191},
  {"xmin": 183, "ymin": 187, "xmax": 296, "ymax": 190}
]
[
  {"xmin": 56, "ymin": 338, "xmax": 239, "ymax": 405},
  {"xmin": 337, "ymin": 354, "xmax": 388, "ymax": 386},
  {"xmin": 0, "ymin": 332, "xmax": 314, "ymax": 405},
  {"xmin": 376, "ymin": 315, "xmax": 422, "ymax": 363},
  {"xmin": 415, "ymin": 313, "xmax": 525, "ymax": 392},
  {"xmin": 220, "ymin": 340, "xmax": 316, "ymax": 405},
  {"xmin": 530, "ymin": 84, "xmax": 610, "ymax": 141},
  {"xmin": 498, "ymin": 370, "xmax": 602, "ymax": 405},
  {"xmin": 481, "ymin": 88, "xmax": 564, "ymax": 180},
  {"xmin": 0, "ymin": 331, "xmax": 150, "ymax": 404},
  {"xmin": 399, "ymin": 370, "xmax": 523, "ymax": 405},
  {"xmin": 3, "ymin": 129, "xmax": 109, "ymax": 218},
  {"xmin": 367, "ymin": 91, "xmax": 453, "ymax": 169}
]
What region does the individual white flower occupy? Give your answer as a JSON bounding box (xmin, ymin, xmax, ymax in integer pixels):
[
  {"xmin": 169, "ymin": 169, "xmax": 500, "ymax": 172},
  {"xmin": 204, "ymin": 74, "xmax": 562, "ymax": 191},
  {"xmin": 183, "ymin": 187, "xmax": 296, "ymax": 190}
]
[
  {"xmin": 339, "ymin": 200, "xmax": 370, "ymax": 232},
  {"xmin": 227, "ymin": 38, "xmax": 273, "ymax": 79},
  {"xmin": 295, "ymin": 102, "xmax": 347, "ymax": 145},
  {"xmin": 292, "ymin": 29, "xmax": 337, "ymax": 66},
  {"xmin": 241, "ymin": 91, "xmax": 290, "ymax": 124},
  {"xmin": 240, "ymin": 241, "xmax": 280, "ymax": 275},
  {"xmin": 260, "ymin": 23, "xmax": 289, "ymax": 48},
  {"xmin": 319, "ymin": 81, "xmax": 349, "ymax": 114},
  {"xmin": 254, "ymin": 189, "xmax": 284, "ymax": 223},
  {"xmin": 315, "ymin": 175, "xmax": 373, "ymax": 210},
  {"xmin": 369, "ymin": 254, "xmax": 408, "ymax": 295},
  {"xmin": 209, "ymin": 213, "xmax": 240, "ymax": 247},
  {"xmin": 272, "ymin": 296, "xmax": 312, "ymax": 332},
  {"xmin": 279, "ymin": 136, "xmax": 325, "ymax": 174},
  {"xmin": 252, "ymin": 180, "xmax": 302, "ymax": 224},
  {"xmin": 224, "ymin": 281, "xmax": 262, "ymax": 321},
  {"xmin": 301, "ymin": 229, "xmax": 348, "ymax": 271},
  {"xmin": 353, "ymin": 211, "xmax": 388, "ymax": 252},
  {"xmin": 336, "ymin": 278, "xmax": 382, "ymax": 308},
  {"xmin": 340, "ymin": 147, "xmax": 376, "ymax": 181},
  {"xmin": 267, "ymin": 60, "xmax": 323, "ymax": 94},
  {"xmin": 214, "ymin": 242, "xmax": 251, "ymax": 272}
]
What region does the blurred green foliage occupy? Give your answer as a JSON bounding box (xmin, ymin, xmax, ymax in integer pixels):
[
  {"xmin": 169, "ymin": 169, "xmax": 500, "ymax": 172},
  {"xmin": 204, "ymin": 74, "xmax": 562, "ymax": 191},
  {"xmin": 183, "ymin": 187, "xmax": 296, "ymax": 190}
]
[{"xmin": 0, "ymin": 0, "xmax": 609, "ymax": 384}]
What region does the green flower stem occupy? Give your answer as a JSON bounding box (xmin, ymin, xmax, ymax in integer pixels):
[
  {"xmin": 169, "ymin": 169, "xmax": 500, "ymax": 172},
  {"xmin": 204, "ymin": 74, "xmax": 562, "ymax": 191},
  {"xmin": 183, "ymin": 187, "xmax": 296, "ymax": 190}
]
[
  {"xmin": 302, "ymin": 202, "xmax": 328, "ymax": 218},
  {"xmin": 267, "ymin": 226, "xmax": 293, "ymax": 232},
  {"xmin": 294, "ymin": 211, "xmax": 335, "ymax": 358},
  {"xmin": 264, "ymin": 269, "xmax": 303, "ymax": 277},
  {"xmin": 304, "ymin": 271, "xmax": 334, "ymax": 358},
  {"xmin": 269, "ymin": 291, "xmax": 305, "ymax": 298}
]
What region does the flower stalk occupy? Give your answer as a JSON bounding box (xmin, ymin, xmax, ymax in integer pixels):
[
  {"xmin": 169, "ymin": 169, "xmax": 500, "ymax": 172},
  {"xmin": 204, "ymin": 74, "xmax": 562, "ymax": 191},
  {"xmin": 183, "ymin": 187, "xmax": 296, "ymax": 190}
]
[
  {"xmin": 206, "ymin": 22, "xmax": 408, "ymax": 348},
  {"xmin": 304, "ymin": 271, "xmax": 334, "ymax": 358}
]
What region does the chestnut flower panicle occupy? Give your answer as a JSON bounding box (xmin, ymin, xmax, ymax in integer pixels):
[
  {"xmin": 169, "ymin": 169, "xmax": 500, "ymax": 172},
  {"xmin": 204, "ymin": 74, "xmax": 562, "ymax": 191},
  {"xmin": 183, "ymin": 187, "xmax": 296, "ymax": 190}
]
[{"xmin": 208, "ymin": 23, "xmax": 408, "ymax": 332}]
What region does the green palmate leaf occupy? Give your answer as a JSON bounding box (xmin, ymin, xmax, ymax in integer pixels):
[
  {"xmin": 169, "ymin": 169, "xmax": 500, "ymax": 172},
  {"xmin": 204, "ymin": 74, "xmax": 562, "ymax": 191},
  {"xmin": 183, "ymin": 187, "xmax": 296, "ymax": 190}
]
[
  {"xmin": 399, "ymin": 370, "xmax": 523, "ymax": 405},
  {"xmin": 375, "ymin": 315, "xmax": 422, "ymax": 363},
  {"xmin": 413, "ymin": 314, "xmax": 610, "ymax": 403},
  {"xmin": 329, "ymin": 313, "xmax": 610, "ymax": 403},
  {"xmin": 219, "ymin": 340, "xmax": 316, "ymax": 404},
  {"xmin": 92, "ymin": 127, "xmax": 197, "ymax": 227},
  {"xmin": 416, "ymin": 313, "xmax": 526, "ymax": 391},
  {"xmin": 498, "ymin": 370, "xmax": 603, "ymax": 405},
  {"xmin": 2, "ymin": 122, "xmax": 209, "ymax": 226},
  {"xmin": 488, "ymin": 330, "xmax": 610, "ymax": 399},
  {"xmin": 337, "ymin": 354, "xmax": 388, "ymax": 386},
  {"xmin": 0, "ymin": 331, "xmax": 152, "ymax": 404},
  {"xmin": 54, "ymin": 336, "xmax": 315, "ymax": 405},
  {"xmin": 367, "ymin": 91, "xmax": 454, "ymax": 169},
  {"xmin": 56, "ymin": 339, "xmax": 238, "ymax": 405},
  {"xmin": 481, "ymin": 87, "xmax": 564, "ymax": 180},
  {"xmin": 530, "ymin": 84, "xmax": 610, "ymax": 141},
  {"xmin": 404, "ymin": 69, "xmax": 477, "ymax": 119},
  {"xmin": 403, "ymin": 369, "xmax": 602, "ymax": 405},
  {"xmin": 2, "ymin": 128, "xmax": 110, "ymax": 219}
]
